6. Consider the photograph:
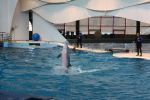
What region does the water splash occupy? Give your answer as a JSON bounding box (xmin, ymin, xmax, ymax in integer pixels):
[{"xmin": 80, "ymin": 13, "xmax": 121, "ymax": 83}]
[{"xmin": 51, "ymin": 65, "xmax": 116, "ymax": 75}]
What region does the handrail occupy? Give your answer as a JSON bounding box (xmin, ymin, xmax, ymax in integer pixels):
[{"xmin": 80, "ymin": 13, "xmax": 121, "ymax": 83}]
[
  {"xmin": 0, "ymin": 32, "xmax": 6, "ymax": 33},
  {"xmin": 0, "ymin": 32, "xmax": 11, "ymax": 41}
]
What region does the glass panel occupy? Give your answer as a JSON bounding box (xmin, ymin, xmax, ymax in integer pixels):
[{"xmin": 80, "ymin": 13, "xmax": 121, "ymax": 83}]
[
  {"xmin": 114, "ymin": 17, "xmax": 125, "ymax": 26},
  {"xmin": 101, "ymin": 17, "xmax": 113, "ymax": 26},
  {"xmin": 126, "ymin": 27, "xmax": 136, "ymax": 35},
  {"xmin": 65, "ymin": 22, "xmax": 76, "ymax": 32},
  {"xmin": 126, "ymin": 19, "xmax": 136, "ymax": 26}
]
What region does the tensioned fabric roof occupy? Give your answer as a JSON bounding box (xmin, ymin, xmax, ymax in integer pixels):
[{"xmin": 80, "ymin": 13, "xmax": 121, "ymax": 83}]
[
  {"xmin": 24, "ymin": 0, "xmax": 150, "ymax": 24},
  {"xmin": 107, "ymin": 3, "xmax": 150, "ymax": 24},
  {"xmin": 70, "ymin": 0, "xmax": 150, "ymax": 11},
  {"xmin": 40, "ymin": 0, "xmax": 71, "ymax": 3},
  {"xmin": 33, "ymin": 3, "xmax": 105, "ymax": 24},
  {"xmin": 1, "ymin": 0, "xmax": 150, "ymax": 42}
]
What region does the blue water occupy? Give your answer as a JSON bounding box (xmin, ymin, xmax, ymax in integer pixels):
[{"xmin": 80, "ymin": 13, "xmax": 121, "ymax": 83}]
[{"xmin": 0, "ymin": 46, "xmax": 150, "ymax": 100}]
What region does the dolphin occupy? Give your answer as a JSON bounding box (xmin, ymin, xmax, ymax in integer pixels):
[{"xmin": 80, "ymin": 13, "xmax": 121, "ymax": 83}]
[{"xmin": 61, "ymin": 42, "xmax": 71, "ymax": 69}]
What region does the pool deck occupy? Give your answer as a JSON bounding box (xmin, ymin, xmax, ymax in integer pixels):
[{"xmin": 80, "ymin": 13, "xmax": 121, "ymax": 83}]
[
  {"xmin": 113, "ymin": 52, "xmax": 150, "ymax": 60},
  {"xmin": 69, "ymin": 45, "xmax": 150, "ymax": 60},
  {"xmin": 3, "ymin": 40, "xmax": 150, "ymax": 60},
  {"xmin": 68, "ymin": 45, "xmax": 107, "ymax": 53}
]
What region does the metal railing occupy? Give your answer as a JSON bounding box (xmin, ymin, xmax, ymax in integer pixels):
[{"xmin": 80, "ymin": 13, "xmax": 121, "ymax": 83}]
[{"xmin": 0, "ymin": 32, "xmax": 11, "ymax": 41}]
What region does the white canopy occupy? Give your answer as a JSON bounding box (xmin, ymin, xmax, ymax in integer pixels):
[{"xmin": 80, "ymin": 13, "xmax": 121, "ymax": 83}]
[
  {"xmin": 33, "ymin": 3, "xmax": 105, "ymax": 24},
  {"xmin": 70, "ymin": 0, "xmax": 150, "ymax": 11},
  {"xmin": 0, "ymin": 0, "xmax": 150, "ymax": 42},
  {"xmin": 19, "ymin": 0, "xmax": 150, "ymax": 24},
  {"xmin": 108, "ymin": 3, "xmax": 150, "ymax": 24},
  {"xmin": 40, "ymin": 0, "xmax": 71, "ymax": 3}
]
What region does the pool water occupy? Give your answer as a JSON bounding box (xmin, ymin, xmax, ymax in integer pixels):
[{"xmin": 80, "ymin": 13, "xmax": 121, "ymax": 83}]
[{"xmin": 0, "ymin": 46, "xmax": 150, "ymax": 100}]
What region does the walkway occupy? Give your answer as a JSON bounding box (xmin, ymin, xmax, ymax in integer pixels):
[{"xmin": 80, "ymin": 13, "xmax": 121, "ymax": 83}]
[
  {"xmin": 69, "ymin": 45, "xmax": 150, "ymax": 60},
  {"xmin": 113, "ymin": 52, "xmax": 150, "ymax": 60},
  {"xmin": 68, "ymin": 45, "xmax": 107, "ymax": 53}
]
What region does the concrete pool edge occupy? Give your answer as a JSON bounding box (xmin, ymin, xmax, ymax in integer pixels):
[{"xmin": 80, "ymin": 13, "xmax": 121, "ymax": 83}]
[
  {"xmin": 68, "ymin": 45, "xmax": 108, "ymax": 53},
  {"xmin": 2, "ymin": 41, "xmax": 62, "ymax": 48},
  {"xmin": 113, "ymin": 52, "xmax": 150, "ymax": 60},
  {"xmin": 3, "ymin": 41, "xmax": 109, "ymax": 53},
  {"xmin": 72, "ymin": 47, "xmax": 150, "ymax": 60},
  {"xmin": 3, "ymin": 41, "xmax": 150, "ymax": 60}
]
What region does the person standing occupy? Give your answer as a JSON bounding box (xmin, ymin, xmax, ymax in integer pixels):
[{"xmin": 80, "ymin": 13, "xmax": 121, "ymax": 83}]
[
  {"xmin": 135, "ymin": 34, "xmax": 143, "ymax": 56},
  {"xmin": 76, "ymin": 32, "xmax": 82, "ymax": 48}
]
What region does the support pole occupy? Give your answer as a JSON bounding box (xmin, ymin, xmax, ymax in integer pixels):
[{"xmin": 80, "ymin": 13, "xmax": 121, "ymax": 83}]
[
  {"xmin": 136, "ymin": 21, "xmax": 140, "ymax": 35},
  {"xmin": 29, "ymin": 10, "xmax": 33, "ymax": 40},
  {"xmin": 76, "ymin": 20, "xmax": 80, "ymax": 36}
]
